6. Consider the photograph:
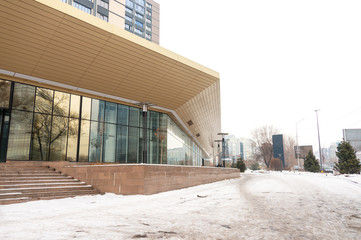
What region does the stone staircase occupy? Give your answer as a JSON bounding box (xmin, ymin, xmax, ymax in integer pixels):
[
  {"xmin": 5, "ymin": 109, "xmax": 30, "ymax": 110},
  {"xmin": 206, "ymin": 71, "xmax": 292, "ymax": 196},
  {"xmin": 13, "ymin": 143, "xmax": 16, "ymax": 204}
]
[{"xmin": 0, "ymin": 163, "xmax": 100, "ymax": 205}]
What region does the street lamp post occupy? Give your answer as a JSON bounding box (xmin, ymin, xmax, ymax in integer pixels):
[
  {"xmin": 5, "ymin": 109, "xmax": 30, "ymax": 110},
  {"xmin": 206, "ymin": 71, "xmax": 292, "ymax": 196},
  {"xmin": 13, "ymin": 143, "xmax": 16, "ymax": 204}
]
[
  {"xmin": 315, "ymin": 110, "xmax": 323, "ymax": 171},
  {"xmin": 296, "ymin": 119, "xmax": 304, "ymax": 170},
  {"xmin": 217, "ymin": 133, "xmax": 229, "ymax": 167}
]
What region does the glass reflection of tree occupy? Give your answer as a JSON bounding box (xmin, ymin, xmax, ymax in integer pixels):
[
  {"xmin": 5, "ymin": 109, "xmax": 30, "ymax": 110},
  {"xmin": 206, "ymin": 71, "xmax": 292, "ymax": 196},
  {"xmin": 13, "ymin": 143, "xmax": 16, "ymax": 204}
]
[
  {"xmin": 32, "ymin": 89, "xmax": 78, "ymax": 161},
  {"xmin": 154, "ymin": 127, "xmax": 166, "ymax": 164},
  {"xmin": 0, "ymin": 81, "xmax": 10, "ymax": 108}
]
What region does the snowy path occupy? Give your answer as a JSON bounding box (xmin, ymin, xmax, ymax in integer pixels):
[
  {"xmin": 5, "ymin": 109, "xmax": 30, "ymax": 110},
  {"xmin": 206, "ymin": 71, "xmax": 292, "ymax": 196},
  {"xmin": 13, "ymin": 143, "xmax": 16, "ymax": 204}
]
[{"xmin": 1, "ymin": 171, "xmax": 361, "ymax": 239}]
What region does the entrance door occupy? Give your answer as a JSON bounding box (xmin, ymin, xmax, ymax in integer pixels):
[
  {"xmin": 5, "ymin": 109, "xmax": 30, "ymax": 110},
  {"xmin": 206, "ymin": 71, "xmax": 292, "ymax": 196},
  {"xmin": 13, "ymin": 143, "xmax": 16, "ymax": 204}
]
[{"xmin": 0, "ymin": 109, "xmax": 10, "ymax": 162}]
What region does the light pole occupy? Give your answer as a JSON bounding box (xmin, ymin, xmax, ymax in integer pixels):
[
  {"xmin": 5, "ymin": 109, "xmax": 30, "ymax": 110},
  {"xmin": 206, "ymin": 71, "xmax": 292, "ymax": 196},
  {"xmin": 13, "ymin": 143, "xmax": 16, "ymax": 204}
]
[
  {"xmin": 217, "ymin": 133, "xmax": 229, "ymax": 167},
  {"xmin": 315, "ymin": 110, "xmax": 323, "ymax": 171},
  {"xmin": 296, "ymin": 119, "xmax": 304, "ymax": 170},
  {"xmin": 214, "ymin": 139, "xmax": 222, "ymax": 166}
]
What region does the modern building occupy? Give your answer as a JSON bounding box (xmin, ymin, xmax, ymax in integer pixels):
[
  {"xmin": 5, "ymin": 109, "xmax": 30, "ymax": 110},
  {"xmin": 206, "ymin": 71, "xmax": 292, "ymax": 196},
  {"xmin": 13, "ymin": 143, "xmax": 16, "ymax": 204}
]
[
  {"xmin": 272, "ymin": 134, "xmax": 285, "ymax": 168},
  {"xmin": 343, "ymin": 129, "xmax": 361, "ymax": 152},
  {"xmin": 0, "ymin": 0, "xmax": 221, "ymax": 167},
  {"xmin": 59, "ymin": 0, "xmax": 160, "ymax": 44}
]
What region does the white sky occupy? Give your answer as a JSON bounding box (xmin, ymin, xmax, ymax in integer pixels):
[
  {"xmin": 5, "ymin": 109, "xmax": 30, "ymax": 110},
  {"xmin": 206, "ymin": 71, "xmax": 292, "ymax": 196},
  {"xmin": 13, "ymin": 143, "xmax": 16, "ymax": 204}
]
[{"xmin": 155, "ymin": 0, "xmax": 361, "ymax": 149}]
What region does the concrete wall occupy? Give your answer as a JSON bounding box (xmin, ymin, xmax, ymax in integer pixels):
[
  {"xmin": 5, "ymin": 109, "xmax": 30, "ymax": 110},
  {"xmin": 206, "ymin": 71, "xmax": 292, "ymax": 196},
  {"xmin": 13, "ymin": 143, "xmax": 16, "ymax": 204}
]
[{"xmin": 6, "ymin": 161, "xmax": 240, "ymax": 195}]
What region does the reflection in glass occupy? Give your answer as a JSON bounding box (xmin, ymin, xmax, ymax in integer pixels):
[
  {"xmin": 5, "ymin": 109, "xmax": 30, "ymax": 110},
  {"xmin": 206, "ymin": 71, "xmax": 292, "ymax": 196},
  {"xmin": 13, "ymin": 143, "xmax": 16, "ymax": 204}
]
[
  {"xmin": 0, "ymin": 114, "xmax": 10, "ymax": 162},
  {"xmin": 53, "ymin": 91, "xmax": 70, "ymax": 117},
  {"xmin": 0, "ymin": 80, "xmax": 11, "ymax": 108},
  {"xmin": 79, "ymin": 120, "xmax": 90, "ymax": 162},
  {"xmin": 117, "ymin": 105, "xmax": 129, "ymax": 125},
  {"xmin": 148, "ymin": 129, "xmax": 159, "ymax": 164},
  {"xmin": 149, "ymin": 111, "xmax": 159, "ymax": 130},
  {"xmin": 6, "ymin": 110, "xmax": 33, "ymax": 160},
  {"xmin": 129, "ymin": 107, "xmax": 140, "ymax": 127},
  {"xmin": 91, "ymin": 99, "xmax": 105, "ymax": 122},
  {"xmin": 49, "ymin": 116, "xmax": 68, "ymax": 161},
  {"xmin": 128, "ymin": 126, "xmax": 139, "ymax": 163},
  {"xmin": 31, "ymin": 113, "xmax": 52, "ymax": 161},
  {"xmin": 81, "ymin": 97, "xmax": 91, "ymax": 119},
  {"xmin": 67, "ymin": 119, "xmax": 79, "ymax": 161},
  {"xmin": 89, "ymin": 121, "xmax": 103, "ymax": 162},
  {"xmin": 70, "ymin": 95, "xmax": 80, "ymax": 118},
  {"xmin": 116, "ymin": 125, "xmax": 128, "ymax": 163},
  {"xmin": 35, "ymin": 88, "xmax": 54, "ymax": 114},
  {"xmin": 12, "ymin": 83, "xmax": 35, "ymax": 111},
  {"xmin": 105, "ymin": 102, "xmax": 117, "ymax": 123},
  {"xmin": 103, "ymin": 123, "xmax": 116, "ymax": 162}
]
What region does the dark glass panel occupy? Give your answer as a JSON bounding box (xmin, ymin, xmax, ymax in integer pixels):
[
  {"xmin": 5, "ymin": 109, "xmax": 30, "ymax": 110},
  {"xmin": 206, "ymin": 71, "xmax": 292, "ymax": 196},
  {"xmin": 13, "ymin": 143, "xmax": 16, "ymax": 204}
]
[
  {"xmin": 89, "ymin": 121, "xmax": 103, "ymax": 162},
  {"xmin": 6, "ymin": 110, "xmax": 33, "ymax": 160},
  {"xmin": 69, "ymin": 95, "xmax": 80, "ymax": 118},
  {"xmin": 117, "ymin": 105, "xmax": 129, "ymax": 125},
  {"xmin": 81, "ymin": 97, "xmax": 91, "ymax": 120},
  {"xmin": 148, "ymin": 128, "xmax": 159, "ymax": 164},
  {"xmin": 128, "ymin": 126, "xmax": 139, "ymax": 163},
  {"xmin": 0, "ymin": 113, "xmax": 10, "ymax": 162},
  {"xmin": 79, "ymin": 120, "xmax": 90, "ymax": 162},
  {"xmin": 31, "ymin": 113, "xmax": 52, "ymax": 161},
  {"xmin": 91, "ymin": 99, "xmax": 105, "ymax": 122},
  {"xmin": 105, "ymin": 102, "xmax": 117, "ymax": 123},
  {"xmin": 159, "ymin": 113, "xmax": 168, "ymax": 132},
  {"xmin": 116, "ymin": 125, "xmax": 128, "ymax": 163},
  {"xmin": 149, "ymin": 111, "xmax": 159, "ymax": 130},
  {"xmin": 12, "ymin": 83, "xmax": 35, "ymax": 111},
  {"xmin": 0, "ymin": 80, "xmax": 11, "ymax": 108},
  {"xmin": 129, "ymin": 107, "xmax": 140, "ymax": 127},
  {"xmin": 35, "ymin": 88, "xmax": 54, "ymax": 114},
  {"xmin": 49, "ymin": 116, "xmax": 68, "ymax": 161},
  {"xmin": 67, "ymin": 118, "xmax": 79, "ymax": 161},
  {"xmin": 103, "ymin": 123, "xmax": 116, "ymax": 162}
]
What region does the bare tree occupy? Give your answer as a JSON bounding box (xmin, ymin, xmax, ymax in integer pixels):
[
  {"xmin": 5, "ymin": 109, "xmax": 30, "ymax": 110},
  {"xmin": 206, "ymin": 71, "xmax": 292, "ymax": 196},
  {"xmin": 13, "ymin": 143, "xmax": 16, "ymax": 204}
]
[{"xmin": 251, "ymin": 125, "xmax": 279, "ymax": 168}]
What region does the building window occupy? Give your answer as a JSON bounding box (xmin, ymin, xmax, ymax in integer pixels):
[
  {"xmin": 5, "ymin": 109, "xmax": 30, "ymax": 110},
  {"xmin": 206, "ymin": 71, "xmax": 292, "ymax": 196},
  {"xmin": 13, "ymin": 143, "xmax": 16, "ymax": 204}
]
[
  {"xmin": 125, "ymin": 23, "xmax": 132, "ymax": 31},
  {"xmin": 97, "ymin": 12, "xmax": 108, "ymax": 22},
  {"xmin": 146, "ymin": 18, "xmax": 151, "ymax": 25},
  {"xmin": 72, "ymin": 1, "xmax": 91, "ymax": 14},
  {"xmin": 125, "ymin": 15, "xmax": 132, "ymax": 22},
  {"xmin": 146, "ymin": 2, "xmax": 152, "ymax": 9},
  {"xmin": 146, "ymin": 10, "xmax": 152, "ymax": 17},
  {"xmin": 135, "ymin": 20, "xmax": 143, "ymax": 28},
  {"xmin": 146, "ymin": 25, "xmax": 151, "ymax": 32},
  {"xmin": 135, "ymin": 4, "xmax": 145, "ymax": 14},
  {"xmin": 125, "ymin": 7, "xmax": 133, "ymax": 14},
  {"xmin": 60, "ymin": 0, "xmax": 67, "ymax": 3},
  {"xmin": 135, "ymin": 12, "xmax": 144, "ymax": 20},
  {"xmin": 146, "ymin": 33, "xmax": 151, "ymax": 40},
  {"xmin": 135, "ymin": 0, "xmax": 145, "ymax": 6},
  {"xmin": 125, "ymin": 0, "xmax": 134, "ymax": 9},
  {"xmin": 134, "ymin": 28, "xmax": 143, "ymax": 35},
  {"xmin": 97, "ymin": 0, "xmax": 109, "ymax": 9}
]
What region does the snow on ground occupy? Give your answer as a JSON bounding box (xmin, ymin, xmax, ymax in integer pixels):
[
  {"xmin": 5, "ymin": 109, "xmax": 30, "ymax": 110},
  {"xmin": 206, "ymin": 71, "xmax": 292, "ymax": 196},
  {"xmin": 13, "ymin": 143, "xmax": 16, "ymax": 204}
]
[{"xmin": 1, "ymin": 171, "xmax": 361, "ymax": 240}]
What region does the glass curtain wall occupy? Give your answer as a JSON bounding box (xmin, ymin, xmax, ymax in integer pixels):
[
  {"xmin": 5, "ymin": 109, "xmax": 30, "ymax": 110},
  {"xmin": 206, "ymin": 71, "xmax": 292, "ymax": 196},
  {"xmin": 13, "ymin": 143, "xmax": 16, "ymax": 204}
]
[{"xmin": 4, "ymin": 80, "xmax": 207, "ymax": 166}]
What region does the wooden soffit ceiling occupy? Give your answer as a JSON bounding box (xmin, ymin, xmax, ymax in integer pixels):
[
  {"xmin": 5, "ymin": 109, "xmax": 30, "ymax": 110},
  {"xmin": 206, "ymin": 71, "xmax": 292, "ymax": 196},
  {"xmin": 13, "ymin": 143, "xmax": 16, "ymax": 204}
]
[{"xmin": 0, "ymin": 0, "xmax": 219, "ymax": 110}]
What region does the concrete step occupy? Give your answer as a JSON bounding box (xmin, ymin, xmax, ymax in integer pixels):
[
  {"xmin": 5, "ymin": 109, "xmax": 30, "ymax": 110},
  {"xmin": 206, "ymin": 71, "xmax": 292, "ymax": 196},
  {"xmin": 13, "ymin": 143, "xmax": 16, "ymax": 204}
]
[
  {"xmin": 0, "ymin": 176, "xmax": 73, "ymax": 181},
  {"xmin": 0, "ymin": 181, "xmax": 87, "ymax": 189},
  {"xmin": 0, "ymin": 179, "xmax": 80, "ymax": 184},
  {"xmin": 0, "ymin": 163, "xmax": 100, "ymax": 205},
  {"xmin": 0, "ymin": 185, "xmax": 94, "ymax": 194},
  {"xmin": 0, "ymin": 190, "xmax": 99, "ymax": 204}
]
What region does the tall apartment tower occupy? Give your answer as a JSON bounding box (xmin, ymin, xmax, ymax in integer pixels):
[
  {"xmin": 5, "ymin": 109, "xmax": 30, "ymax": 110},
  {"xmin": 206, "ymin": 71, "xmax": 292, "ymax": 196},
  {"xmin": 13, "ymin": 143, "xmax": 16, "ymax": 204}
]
[{"xmin": 60, "ymin": 0, "xmax": 160, "ymax": 44}]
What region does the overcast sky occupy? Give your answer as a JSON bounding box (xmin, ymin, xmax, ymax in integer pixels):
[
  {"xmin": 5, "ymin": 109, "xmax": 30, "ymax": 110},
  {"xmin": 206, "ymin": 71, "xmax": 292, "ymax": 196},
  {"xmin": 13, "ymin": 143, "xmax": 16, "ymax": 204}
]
[{"xmin": 155, "ymin": 0, "xmax": 361, "ymax": 149}]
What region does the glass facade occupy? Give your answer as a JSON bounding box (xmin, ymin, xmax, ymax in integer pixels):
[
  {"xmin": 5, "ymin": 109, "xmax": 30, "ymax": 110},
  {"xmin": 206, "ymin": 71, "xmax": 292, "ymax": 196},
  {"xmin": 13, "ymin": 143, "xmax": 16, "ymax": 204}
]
[{"xmin": 2, "ymin": 80, "xmax": 207, "ymax": 166}]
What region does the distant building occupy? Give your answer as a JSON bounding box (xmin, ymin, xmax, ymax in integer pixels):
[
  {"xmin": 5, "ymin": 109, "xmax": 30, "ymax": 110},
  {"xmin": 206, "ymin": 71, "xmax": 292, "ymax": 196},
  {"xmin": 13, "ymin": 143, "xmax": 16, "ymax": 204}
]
[
  {"xmin": 343, "ymin": 129, "xmax": 361, "ymax": 152},
  {"xmin": 272, "ymin": 134, "xmax": 285, "ymax": 168},
  {"xmin": 60, "ymin": 0, "xmax": 160, "ymax": 44}
]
